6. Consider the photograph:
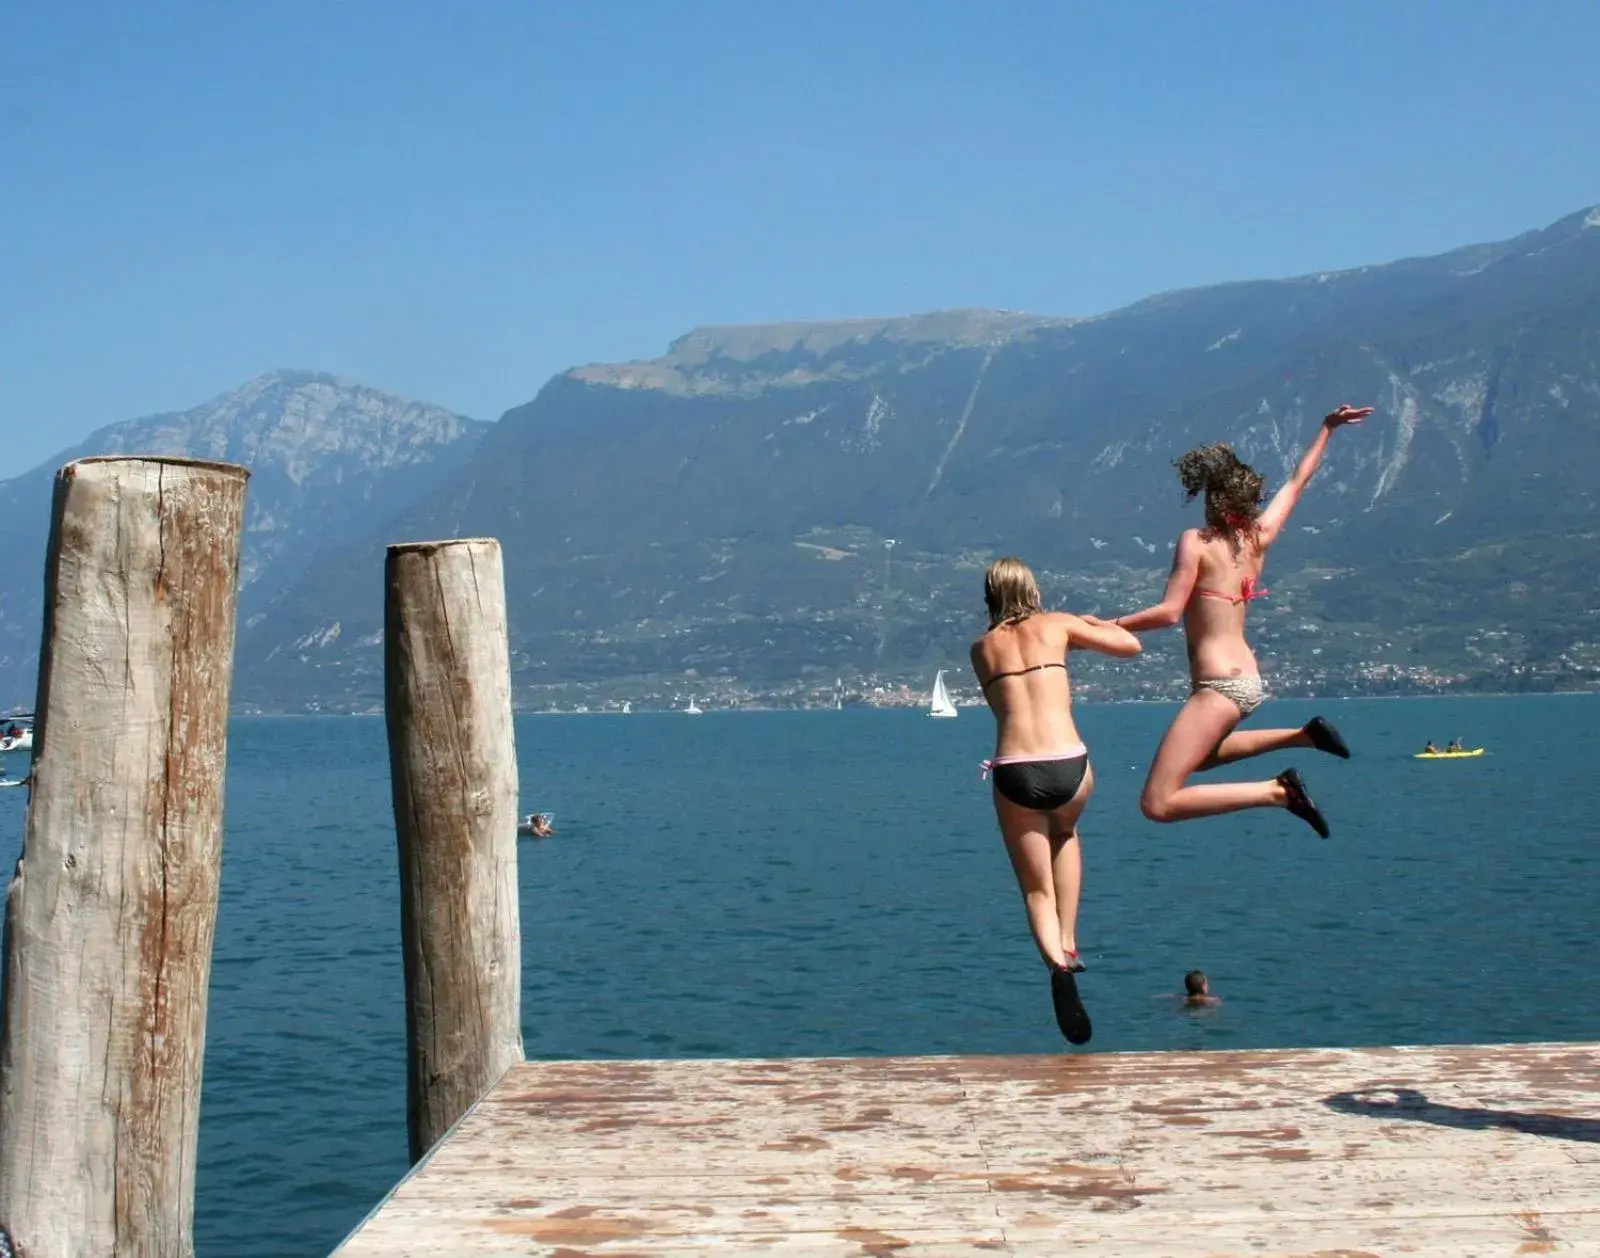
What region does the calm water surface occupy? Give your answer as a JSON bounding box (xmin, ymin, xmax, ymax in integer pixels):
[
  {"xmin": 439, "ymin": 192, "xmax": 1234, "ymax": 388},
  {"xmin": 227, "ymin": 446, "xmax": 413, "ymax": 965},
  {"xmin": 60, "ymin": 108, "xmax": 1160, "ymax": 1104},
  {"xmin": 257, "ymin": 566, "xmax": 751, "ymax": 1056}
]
[{"xmin": 0, "ymin": 694, "xmax": 1595, "ymax": 1255}]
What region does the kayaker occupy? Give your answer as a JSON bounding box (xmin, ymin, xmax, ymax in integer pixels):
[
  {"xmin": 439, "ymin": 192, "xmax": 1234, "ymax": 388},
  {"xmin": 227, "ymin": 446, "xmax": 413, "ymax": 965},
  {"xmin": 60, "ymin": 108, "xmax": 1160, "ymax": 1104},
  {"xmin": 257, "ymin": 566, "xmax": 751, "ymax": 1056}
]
[{"xmin": 1423, "ymin": 741, "xmax": 1440, "ymax": 754}]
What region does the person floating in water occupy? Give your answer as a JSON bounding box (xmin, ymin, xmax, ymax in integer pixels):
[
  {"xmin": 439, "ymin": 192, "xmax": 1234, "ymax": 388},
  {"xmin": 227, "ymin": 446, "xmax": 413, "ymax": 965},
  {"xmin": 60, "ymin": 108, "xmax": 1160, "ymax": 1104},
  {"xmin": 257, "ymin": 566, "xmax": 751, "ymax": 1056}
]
[
  {"xmin": 1107, "ymin": 404, "xmax": 1372, "ymax": 839},
  {"xmin": 519, "ymin": 813, "xmax": 555, "ymax": 838},
  {"xmin": 968, "ymin": 556, "xmax": 1141, "ymax": 1046},
  {"xmin": 1183, "ymin": 970, "xmax": 1220, "ymax": 1007}
]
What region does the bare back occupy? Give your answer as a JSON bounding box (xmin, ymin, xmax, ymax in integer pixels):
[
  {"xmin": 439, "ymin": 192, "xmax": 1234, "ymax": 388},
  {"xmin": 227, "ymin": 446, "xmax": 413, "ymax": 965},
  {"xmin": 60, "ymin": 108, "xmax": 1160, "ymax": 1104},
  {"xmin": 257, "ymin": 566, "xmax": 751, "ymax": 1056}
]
[
  {"xmin": 970, "ymin": 613, "xmax": 1084, "ymax": 757},
  {"xmin": 1182, "ymin": 527, "xmax": 1268, "ymax": 680}
]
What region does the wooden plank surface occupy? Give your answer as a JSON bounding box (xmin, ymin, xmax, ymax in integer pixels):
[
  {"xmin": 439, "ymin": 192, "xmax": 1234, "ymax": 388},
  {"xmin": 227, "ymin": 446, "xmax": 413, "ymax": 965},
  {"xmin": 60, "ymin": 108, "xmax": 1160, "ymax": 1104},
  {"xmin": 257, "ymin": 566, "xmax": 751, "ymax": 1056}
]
[{"xmin": 334, "ymin": 1042, "xmax": 1600, "ymax": 1256}]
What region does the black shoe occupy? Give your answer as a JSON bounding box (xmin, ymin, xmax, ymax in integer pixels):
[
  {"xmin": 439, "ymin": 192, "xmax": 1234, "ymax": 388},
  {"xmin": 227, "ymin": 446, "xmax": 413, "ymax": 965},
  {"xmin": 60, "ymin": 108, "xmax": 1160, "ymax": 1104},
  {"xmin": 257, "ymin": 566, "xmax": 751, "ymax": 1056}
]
[
  {"xmin": 1304, "ymin": 716, "xmax": 1351, "ymax": 759},
  {"xmin": 1277, "ymin": 768, "xmax": 1330, "ymax": 839},
  {"xmin": 1051, "ymin": 966, "xmax": 1093, "ymax": 1045}
]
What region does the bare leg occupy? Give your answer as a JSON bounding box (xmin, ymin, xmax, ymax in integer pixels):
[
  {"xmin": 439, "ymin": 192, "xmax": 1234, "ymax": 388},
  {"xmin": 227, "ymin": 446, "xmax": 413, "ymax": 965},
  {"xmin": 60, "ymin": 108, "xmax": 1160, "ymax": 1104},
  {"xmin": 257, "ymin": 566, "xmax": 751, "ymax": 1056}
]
[
  {"xmin": 1050, "ymin": 831, "xmax": 1082, "ymax": 957},
  {"xmin": 1201, "ymin": 725, "xmax": 1311, "ymax": 769},
  {"xmin": 996, "ymin": 807, "xmax": 1063, "ymax": 967},
  {"xmin": 994, "ymin": 769, "xmax": 1094, "ymax": 968},
  {"xmin": 1046, "ymin": 763, "xmax": 1093, "ymax": 957},
  {"xmin": 1141, "ymin": 691, "xmax": 1290, "ymax": 822}
]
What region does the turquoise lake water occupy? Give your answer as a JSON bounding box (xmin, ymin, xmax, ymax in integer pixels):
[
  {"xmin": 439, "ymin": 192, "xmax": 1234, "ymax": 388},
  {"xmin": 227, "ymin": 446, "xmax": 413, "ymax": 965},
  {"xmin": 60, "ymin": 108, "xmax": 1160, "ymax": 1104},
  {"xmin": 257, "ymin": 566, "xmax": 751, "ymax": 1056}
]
[{"xmin": 0, "ymin": 694, "xmax": 1596, "ymax": 1255}]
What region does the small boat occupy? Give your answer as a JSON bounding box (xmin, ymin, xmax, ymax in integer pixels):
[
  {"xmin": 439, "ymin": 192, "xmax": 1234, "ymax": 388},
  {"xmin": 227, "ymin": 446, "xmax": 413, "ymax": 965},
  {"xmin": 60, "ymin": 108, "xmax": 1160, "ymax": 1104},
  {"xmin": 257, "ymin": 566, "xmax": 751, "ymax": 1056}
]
[
  {"xmin": 1414, "ymin": 748, "xmax": 1485, "ymax": 759},
  {"xmin": 0, "ymin": 714, "xmax": 33, "ymax": 754},
  {"xmin": 684, "ymin": 699, "xmax": 703, "ymax": 715},
  {"xmin": 0, "ymin": 778, "xmax": 26, "ymax": 790},
  {"xmin": 928, "ymin": 670, "xmax": 958, "ymax": 719},
  {"xmin": 517, "ymin": 812, "xmax": 555, "ymax": 837}
]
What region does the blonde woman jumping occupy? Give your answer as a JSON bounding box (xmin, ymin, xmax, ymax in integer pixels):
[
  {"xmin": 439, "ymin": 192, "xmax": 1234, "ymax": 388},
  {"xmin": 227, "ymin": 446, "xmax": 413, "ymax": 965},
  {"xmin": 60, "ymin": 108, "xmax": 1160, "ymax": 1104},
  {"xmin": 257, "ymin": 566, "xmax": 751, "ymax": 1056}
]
[{"xmin": 970, "ymin": 557, "xmax": 1140, "ymax": 1045}]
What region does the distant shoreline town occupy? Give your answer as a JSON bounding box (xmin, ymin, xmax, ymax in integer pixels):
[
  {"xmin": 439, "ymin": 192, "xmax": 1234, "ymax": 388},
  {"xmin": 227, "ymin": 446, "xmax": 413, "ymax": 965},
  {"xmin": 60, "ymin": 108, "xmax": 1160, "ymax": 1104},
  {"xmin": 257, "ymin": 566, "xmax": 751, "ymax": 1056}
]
[{"xmin": 223, "ymin": 669, "xmax": 1599, "ymax": 718}]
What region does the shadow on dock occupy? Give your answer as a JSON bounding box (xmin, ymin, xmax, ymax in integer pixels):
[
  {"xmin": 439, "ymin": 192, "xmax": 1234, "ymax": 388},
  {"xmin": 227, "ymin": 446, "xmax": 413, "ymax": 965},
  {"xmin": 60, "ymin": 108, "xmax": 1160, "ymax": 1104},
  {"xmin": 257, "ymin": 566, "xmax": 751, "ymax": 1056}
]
[{"xmin": 1325, "ymin": 1085, "xmax": 1600, "ymax": 1142}]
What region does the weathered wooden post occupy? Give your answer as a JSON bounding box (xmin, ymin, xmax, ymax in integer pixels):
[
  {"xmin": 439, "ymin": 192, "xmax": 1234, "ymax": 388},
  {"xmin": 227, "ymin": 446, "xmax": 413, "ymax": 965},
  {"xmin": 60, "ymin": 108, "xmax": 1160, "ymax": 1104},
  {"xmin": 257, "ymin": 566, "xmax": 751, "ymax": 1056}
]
[
  {"xmin": 0, "ymin": 456, "xmax": 248, "ymax": 1257},
  {"xmin": 385, "ymin": 538, "xmax": 522, "ymax": 1165}
]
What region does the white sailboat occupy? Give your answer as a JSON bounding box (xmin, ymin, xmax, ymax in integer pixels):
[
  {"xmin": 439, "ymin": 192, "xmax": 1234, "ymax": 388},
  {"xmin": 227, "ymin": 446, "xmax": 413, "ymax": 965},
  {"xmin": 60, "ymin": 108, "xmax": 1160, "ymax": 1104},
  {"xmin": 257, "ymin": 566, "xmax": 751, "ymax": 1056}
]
[
  {"xmin": 928, "ymin": 670, "xmax": 958, "ymax": 719},
  {"xmin": 684, "ymin": 698, "xmax": 704, "ymax": 715},
  {"xmin": 0, "ymin": 715, "xmax": 33, "ymax": 754}
]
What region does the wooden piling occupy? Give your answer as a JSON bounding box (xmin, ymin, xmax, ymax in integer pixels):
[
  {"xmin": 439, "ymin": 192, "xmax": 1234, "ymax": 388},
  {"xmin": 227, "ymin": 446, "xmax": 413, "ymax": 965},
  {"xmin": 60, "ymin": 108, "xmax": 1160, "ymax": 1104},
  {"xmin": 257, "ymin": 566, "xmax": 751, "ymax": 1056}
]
[
  {"xmin": 385, "ymin": 538, "xmax": 523, "ymax": 1165},
  {"xmin": 0, "ymin": 456, "xmax": 249, "ymax": 1258}
]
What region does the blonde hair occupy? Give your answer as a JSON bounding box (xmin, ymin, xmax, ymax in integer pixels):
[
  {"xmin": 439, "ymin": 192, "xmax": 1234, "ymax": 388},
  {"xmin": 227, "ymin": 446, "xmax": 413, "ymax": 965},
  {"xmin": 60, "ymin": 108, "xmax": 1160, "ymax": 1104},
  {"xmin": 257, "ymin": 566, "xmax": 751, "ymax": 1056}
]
[{"xmin": 984, "ymin": 556, "xmax": 1043, "ymax": 628}]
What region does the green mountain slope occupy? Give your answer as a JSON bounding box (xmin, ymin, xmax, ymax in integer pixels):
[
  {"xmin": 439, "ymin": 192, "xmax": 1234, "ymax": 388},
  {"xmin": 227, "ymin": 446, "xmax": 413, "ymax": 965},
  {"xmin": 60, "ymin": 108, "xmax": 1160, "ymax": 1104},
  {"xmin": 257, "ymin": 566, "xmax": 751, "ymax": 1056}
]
[{"xmin": 123, "ymin": 212, "xmax": 1600, "ymax": 708}]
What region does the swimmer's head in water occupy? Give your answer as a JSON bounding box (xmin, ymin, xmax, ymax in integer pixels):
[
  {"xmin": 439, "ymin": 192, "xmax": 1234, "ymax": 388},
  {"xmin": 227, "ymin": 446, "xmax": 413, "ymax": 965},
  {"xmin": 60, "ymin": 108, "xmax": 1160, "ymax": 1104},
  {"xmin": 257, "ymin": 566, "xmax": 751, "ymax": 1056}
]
[
  {"xmin": 1175, "ymin": 443, "xmax": 1264, "ymax": 545},
  {"xmin": 984, "ymin": 556, "xmax": 1043, "ymax": 628},
  {"xmin": 1184, "ymin": 969, "xmax": 1209, "ymax": 997}
]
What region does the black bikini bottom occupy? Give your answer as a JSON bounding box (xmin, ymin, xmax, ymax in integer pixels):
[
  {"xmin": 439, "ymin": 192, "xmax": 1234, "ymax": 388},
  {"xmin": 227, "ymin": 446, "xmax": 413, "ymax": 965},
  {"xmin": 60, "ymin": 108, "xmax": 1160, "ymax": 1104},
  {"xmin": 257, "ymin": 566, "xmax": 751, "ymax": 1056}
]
[{"xmin": 988, "ymin": 751, "xmax": 1090, "ymax": 811}]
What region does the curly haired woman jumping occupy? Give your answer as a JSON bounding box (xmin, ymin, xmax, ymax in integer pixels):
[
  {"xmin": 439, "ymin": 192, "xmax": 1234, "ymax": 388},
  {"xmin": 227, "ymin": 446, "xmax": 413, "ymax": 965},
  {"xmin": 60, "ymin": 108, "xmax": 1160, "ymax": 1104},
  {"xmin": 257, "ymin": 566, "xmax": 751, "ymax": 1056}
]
[{"xmin": 1108, "ymin": 404, "xmax": 1372, "ymax": 838}]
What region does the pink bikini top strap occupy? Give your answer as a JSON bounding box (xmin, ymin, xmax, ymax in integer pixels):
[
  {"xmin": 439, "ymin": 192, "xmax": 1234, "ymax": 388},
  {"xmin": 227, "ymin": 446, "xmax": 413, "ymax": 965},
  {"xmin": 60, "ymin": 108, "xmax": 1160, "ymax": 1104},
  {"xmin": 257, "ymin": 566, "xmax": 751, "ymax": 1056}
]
[{"xmin": 1195, "ymin": 574, "xmax": 1269, "ymax": 604}]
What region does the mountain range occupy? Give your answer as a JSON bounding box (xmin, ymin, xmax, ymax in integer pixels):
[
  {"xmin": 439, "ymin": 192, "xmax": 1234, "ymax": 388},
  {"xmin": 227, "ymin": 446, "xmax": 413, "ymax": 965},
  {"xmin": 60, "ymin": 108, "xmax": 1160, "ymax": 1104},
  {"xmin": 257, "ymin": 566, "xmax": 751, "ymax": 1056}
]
[
  {"xmin": 0, "ymin": 372, "xmax": 484, "ymax": 704},
  {"xmin": 3, "ymin": 206, "xmax": 1598, "ymax": 711}
]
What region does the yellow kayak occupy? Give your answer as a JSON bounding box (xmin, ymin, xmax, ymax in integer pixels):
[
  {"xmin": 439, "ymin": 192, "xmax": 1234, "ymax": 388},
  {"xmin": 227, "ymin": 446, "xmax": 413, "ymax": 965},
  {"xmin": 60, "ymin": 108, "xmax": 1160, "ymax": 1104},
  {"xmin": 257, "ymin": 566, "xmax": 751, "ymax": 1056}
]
[{"xmin": 1414, "ymin": 748, "xmax": 1484, "ymax": 759}]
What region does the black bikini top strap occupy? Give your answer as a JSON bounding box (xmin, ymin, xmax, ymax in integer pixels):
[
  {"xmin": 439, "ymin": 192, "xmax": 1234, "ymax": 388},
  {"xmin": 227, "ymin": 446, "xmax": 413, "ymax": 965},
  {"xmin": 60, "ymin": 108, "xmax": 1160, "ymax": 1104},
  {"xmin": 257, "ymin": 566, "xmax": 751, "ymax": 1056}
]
[{"xmin": 980, "ymin": 660, "xmax": 1067, "ymax": 689}]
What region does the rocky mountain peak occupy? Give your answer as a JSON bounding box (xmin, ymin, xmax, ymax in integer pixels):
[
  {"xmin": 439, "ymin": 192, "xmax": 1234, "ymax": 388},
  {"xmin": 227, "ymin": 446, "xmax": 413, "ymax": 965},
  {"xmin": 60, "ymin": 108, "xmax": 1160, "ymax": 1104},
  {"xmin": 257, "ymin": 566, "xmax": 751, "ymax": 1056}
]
[
  {"xmin": 83, "ymin": 370, "xmax": 484, "ymax": 486},
  {"xmin": 0, "ymin": 373, "xmax": 488, "ymax": 700},
  {"xmin": 567, "ymin": 308, "xmax": 1076, "ymax": 396}
]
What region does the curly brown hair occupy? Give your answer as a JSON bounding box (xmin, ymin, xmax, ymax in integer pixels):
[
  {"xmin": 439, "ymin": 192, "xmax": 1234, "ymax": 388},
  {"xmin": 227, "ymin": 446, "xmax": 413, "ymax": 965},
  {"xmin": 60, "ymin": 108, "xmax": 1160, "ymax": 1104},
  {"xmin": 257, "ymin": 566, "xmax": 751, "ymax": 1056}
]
[{"xmin": 1174, "ymin": 442, "xmax": 1264, "ymax": 548}]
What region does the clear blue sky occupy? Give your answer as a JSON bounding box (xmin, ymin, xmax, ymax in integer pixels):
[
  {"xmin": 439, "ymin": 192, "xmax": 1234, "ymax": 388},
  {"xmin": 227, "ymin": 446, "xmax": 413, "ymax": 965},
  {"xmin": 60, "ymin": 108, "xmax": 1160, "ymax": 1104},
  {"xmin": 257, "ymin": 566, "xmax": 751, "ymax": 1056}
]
[{"xmin": 3, "ymin": 0, "xmax": 1597, "ymax": 478}]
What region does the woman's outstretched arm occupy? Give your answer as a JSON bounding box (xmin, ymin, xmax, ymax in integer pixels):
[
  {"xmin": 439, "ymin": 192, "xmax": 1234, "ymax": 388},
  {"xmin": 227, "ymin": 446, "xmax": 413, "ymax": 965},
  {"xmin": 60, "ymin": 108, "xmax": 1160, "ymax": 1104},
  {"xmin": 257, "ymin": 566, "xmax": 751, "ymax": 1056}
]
[
  {"xmin": 1255, "ymin": 403, "xmax": 1372, "ymax": 545},
  {"xmin": 1108, "ymin": 529, "xmax": 1202, "ymax": 631},
  {"xmin": 1064, "ymin": 613, "xmax": 1142, "ymax": 657}
]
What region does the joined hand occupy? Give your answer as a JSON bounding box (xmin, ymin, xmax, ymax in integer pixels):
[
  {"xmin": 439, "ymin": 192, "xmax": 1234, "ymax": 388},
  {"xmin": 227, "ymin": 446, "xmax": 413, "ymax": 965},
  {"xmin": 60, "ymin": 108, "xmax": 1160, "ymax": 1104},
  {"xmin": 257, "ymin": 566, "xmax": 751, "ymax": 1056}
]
[{"xmin": 1324, "ymin": 404, "xmax": 1374, "ymax": 427}]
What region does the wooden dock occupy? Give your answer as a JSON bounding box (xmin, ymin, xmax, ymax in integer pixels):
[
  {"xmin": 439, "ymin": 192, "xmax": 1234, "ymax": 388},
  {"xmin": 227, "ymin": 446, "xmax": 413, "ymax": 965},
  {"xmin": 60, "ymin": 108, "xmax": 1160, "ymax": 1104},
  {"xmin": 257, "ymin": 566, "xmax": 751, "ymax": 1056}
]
[{"xmin": 333, "ymin": 1040, "xmax": 1599, "ymax": 1255}]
